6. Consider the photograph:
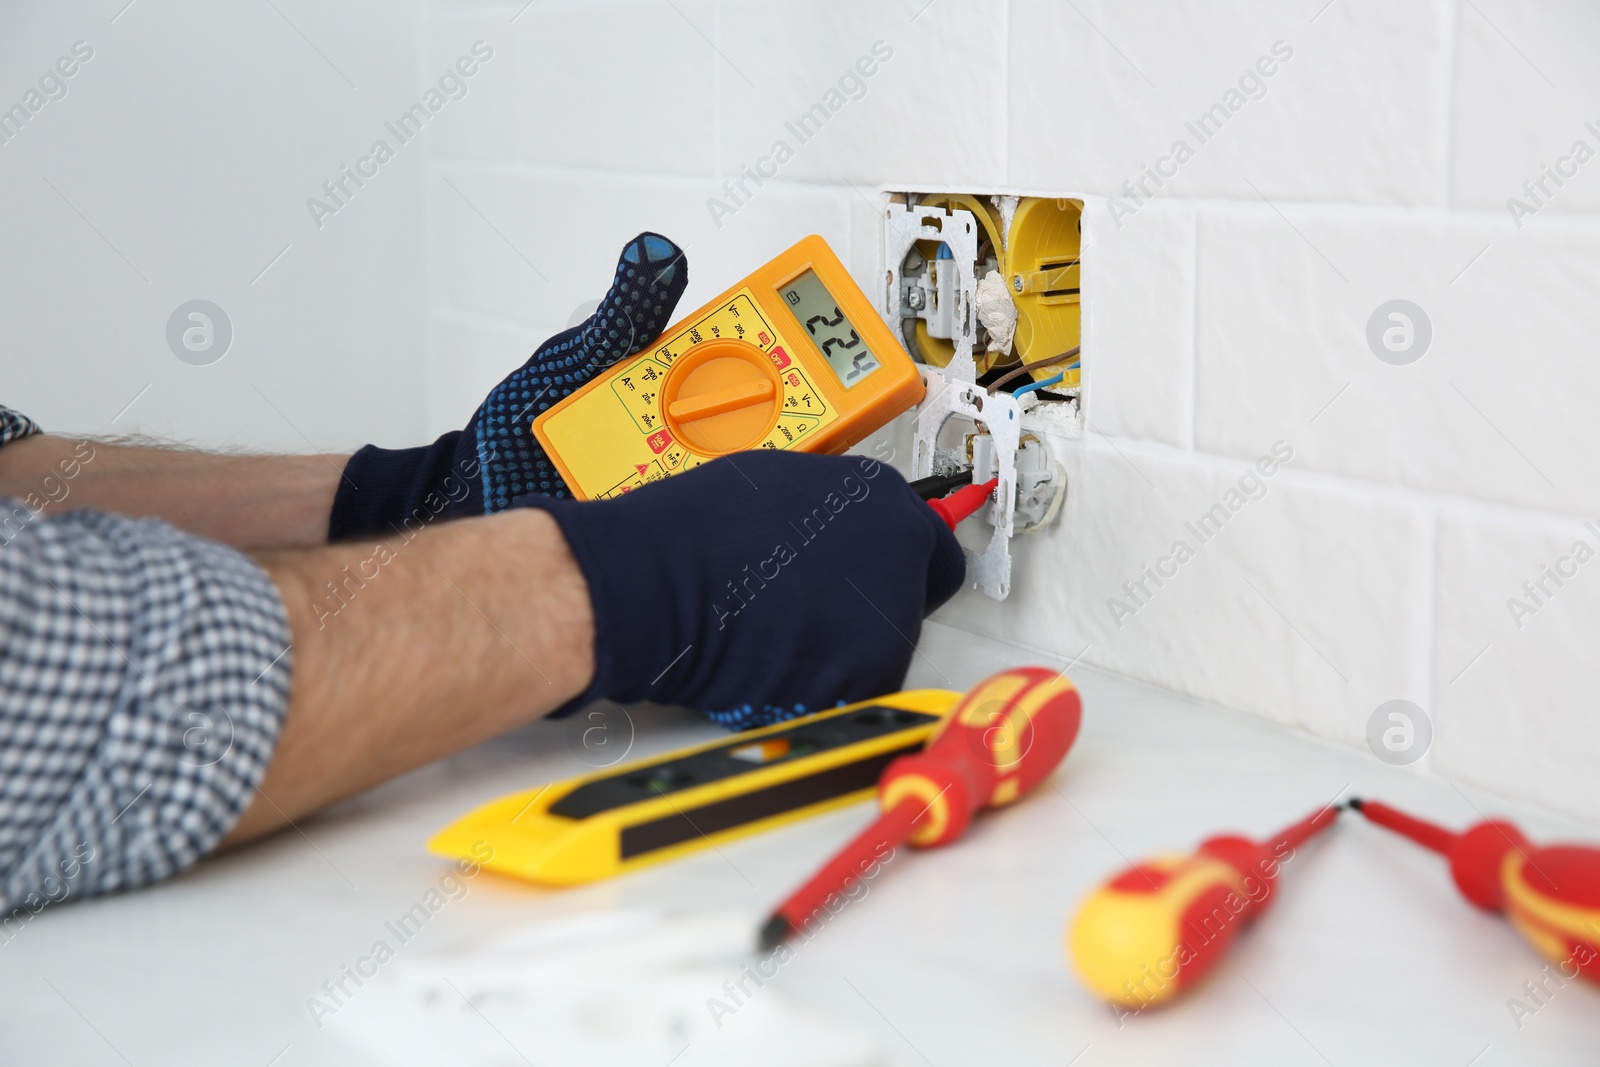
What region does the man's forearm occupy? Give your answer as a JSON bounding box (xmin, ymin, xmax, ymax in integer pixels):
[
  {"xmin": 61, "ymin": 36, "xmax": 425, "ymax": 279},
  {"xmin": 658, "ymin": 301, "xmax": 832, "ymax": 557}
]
[
  {"xmin": 223, "ymin": 508, "xmax": 594, "ymax": 844},
  {"xmin": 0, "ymin": 434, "xmax": 345, "ymax": 548}
]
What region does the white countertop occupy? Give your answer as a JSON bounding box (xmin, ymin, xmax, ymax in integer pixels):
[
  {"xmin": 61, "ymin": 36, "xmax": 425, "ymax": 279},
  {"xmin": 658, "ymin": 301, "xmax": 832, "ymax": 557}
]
[{"xmin": 4, "ymin": 621, "xmax": 1598, "ymax": 1067}]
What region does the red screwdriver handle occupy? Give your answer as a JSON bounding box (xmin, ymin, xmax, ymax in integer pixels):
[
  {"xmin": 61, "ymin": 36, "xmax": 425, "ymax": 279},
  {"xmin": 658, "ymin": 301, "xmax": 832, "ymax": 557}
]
[
  {"xmin": 1069, "ymin": 803, "xmax": 1342, "ymax": 1008},
  {"xmin": 881, "ymin": 665, "xmax": 1081, "ymax": 847},
  {"xmin": 1503, "ymin": 845, "xmax": 1600, "ymax": 983}
]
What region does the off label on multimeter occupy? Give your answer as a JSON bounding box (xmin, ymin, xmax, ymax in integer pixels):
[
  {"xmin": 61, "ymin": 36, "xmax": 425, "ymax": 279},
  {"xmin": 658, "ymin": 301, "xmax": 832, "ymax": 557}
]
[{"xmin": 534, "ymin": 235, "xmax": 924, "ymax": 501}]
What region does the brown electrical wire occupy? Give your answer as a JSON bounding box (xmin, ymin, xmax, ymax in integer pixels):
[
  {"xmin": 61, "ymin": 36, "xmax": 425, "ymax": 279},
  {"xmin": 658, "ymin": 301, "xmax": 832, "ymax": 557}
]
[{"xmin": 986, "ymin": 346, "xmax": 1081, "ymax": 394}]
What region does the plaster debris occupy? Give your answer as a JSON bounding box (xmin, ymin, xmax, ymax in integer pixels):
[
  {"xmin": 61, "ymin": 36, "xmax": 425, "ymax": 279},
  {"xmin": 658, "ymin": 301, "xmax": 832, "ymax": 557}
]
[
  {"xmin": 975, "ymin": 270, "xmax": 1017, "ymax": 356},
  {"xmin": 324, "ymin": 908, "xmax": 886, "ymax": 1067}
]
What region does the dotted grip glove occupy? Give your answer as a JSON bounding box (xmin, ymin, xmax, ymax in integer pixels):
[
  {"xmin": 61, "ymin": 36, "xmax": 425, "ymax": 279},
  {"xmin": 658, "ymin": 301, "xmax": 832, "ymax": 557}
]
[
  {"xmin": 328, "ymin": 232, "xmax": 689, "ymax": 541},
  {"xmin": 518, "ymin": 450, "xmax": 967, "ymax": 731}
]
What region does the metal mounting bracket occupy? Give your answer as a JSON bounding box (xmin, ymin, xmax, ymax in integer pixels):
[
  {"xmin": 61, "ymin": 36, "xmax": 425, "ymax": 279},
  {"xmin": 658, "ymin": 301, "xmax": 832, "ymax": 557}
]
[
  {"xmin": 883, "ymin": 201, "xmax": 981, "ymax": 384},
  {"xmin": 910, "ymin": 366, "xmax": 1022, "ymax": 601}
]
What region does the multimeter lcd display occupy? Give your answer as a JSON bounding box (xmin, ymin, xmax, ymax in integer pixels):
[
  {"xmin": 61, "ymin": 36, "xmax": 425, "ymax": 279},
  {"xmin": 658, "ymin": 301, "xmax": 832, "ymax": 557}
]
[{"xmin": 780, "ymin": 269, "xmax": 882, "ymax": 388}]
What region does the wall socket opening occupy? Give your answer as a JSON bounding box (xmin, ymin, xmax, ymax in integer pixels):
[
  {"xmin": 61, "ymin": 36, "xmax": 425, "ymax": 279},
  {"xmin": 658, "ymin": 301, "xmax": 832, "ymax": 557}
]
[
  {"xmin": 876, "ymin": 191, "xmax": 1082, "ymax": 601},
  {"xmin": 881, "ymin": 192, "xmax": 1082, "ymax": 406}
]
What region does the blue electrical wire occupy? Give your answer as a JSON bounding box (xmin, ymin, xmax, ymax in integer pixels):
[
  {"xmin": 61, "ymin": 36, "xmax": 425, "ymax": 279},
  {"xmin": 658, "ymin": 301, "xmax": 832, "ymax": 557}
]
[{"xmin": 1013, "ymin": 371, "xmax": 1065, "ymax": 396}]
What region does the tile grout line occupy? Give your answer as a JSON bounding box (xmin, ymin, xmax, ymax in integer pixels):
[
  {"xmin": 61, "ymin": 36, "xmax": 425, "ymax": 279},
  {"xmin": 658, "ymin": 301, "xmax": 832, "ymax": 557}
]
[
  {"xmin": 1187, "ymin": 208, "xmax": 1199, "ymax": 452},
  {"xmin": 1000, "ymin": 0, "xmax": 1012, "ymax": 189},
  {"xmin": 1422, "ymin": 505, "xmax": 1441, "ymax": 733},
  {"xmin": 1072, "ymin": 430, "xmax": 1594, "ymax": 531},
  {"xmin": 1438, "ymin": 0, "xmax": 1462, "ymax": 210},
  {"xmin": 712, "ymin": 0, "xmax": 723, "ymax": 185},
  {"xmin": 419, "ymin": 158, "xmax": 1600, "ymax": 226}
]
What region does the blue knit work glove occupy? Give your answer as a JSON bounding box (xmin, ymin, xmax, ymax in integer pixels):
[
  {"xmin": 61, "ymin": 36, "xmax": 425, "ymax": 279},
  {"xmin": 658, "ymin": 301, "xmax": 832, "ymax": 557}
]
[
  {"xmin": 517, "ymin": 450, "xmax": 967, "ymax": 731},
  {"xmin": 328, "ymin": 232, "xmax": 688, "ymax": 540}
]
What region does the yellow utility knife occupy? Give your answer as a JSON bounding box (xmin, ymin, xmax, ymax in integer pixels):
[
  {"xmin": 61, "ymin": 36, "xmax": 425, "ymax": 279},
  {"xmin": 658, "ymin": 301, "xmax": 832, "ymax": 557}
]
[{"xmin": 429, "ymin": 689, "xmax": 961, "ymax": 886}]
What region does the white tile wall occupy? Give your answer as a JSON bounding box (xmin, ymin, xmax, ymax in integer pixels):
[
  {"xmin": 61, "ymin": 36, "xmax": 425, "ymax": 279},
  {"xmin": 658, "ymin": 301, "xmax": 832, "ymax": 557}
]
[
  {"xmin": 425, "ymin": 311, "xmax": 542, "ymax": 440},
  {"xmin": 510, "ymin": 1, "xmax": 718, "ymax": 177},
  {"xmin": 1080, "ymin": 201, "xmax": 1194, "ymax": 448},
  {"xmin": 424, "ymin": 13, "xmax": 527, "ymax": 167},
  {"xmin": 717, "ymin": 0, "xmax": 1006, "ymax": 189},
  {"xmin": 422, "ymin": 0, "xmax": 1600, "ymax": 819},
  {"xmin": 1433, "ymin": 504, "xmax": 1600, "ymax": 817},
  {"xmin": 1195, "ymin": 207, "xmax": 1600, "ymax": 516},
  {"xmin": 426, "ymin": 164, "xmax": 851, "ymax": 360},
  {"xmin": 3, "ymin": 0, "xmax": 429, "ymax": 453},
  {"xmin": 1009, "ymin": 0, "xmax": 1451, "ymax": 205},
  {"xmin": 1450, "ymin": 0, "xmax": 1600, "ymax": 216},
  {"xmin": 1000, "ymin": 434, "xmax": 1434, "ymax": 745}
]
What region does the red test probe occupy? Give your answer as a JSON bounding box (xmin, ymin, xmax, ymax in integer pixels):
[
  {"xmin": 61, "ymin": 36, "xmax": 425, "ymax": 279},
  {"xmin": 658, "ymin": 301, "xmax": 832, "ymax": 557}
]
[{"xmin": 927, "ymin": 478, "xmax": 999, "ymax": 531}]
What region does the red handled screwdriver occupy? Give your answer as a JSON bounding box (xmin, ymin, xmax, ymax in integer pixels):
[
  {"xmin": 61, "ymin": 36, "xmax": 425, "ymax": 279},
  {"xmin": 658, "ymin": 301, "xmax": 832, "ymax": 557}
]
[
  {"xmin": 1069, "ymin": 803, "xmax": 1342, "ymax": 1008},
  {"xmin": 1350, "ymin": 797, "xmax": 1600, "ymax": 982},
  {"xmin": 759, "ymin": 665, "xmax": 1081, "ymax": 950}
]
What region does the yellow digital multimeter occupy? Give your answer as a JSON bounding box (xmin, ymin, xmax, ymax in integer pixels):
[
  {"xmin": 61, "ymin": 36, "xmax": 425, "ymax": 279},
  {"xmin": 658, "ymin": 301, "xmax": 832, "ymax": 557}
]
[{"xmin": 533, "ymin": 234, "xmax": 925, "ymax": 500}]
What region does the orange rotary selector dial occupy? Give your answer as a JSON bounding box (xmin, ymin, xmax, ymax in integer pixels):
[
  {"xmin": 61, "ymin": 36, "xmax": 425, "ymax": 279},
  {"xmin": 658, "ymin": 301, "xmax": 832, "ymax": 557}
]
[{"xmin": 660, "ymin": 338, "xmax": 783, "ymax": 456}]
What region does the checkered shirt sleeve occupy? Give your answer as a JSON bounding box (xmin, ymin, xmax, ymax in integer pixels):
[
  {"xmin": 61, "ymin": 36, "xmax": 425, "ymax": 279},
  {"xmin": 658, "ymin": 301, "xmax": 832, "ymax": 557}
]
[
  {"xmin": 0, "ymin": 406, "xmax": 292, "ymax": 916},
  {"xmin": 0, "ymin": 405, "xmax": 41, "ymax": 448}
]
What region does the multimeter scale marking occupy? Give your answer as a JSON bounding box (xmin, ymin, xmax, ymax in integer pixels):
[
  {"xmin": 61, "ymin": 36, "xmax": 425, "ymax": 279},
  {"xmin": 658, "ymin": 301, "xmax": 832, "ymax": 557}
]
[
  {"xmin": 609, "ymin": 356, "xmax": 672, "ymax": 434},
  {"xmin": 655, "ymin": 294, "xmax": 772, "ymax": 366}
]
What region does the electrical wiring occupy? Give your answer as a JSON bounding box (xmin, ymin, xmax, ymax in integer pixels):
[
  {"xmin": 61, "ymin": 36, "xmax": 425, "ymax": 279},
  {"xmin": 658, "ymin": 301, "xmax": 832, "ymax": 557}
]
[
  {"xmin": 1013, "ymin": 372, "xmax": 1064, "ymax": 397},
  {"xmin": 986, "ymin": 346, "xmax": 1080, "ymax": 394}
]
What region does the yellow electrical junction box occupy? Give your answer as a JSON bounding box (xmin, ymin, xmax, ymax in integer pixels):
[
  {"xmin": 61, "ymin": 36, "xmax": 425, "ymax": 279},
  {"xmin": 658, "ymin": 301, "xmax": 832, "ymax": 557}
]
[{"xmin": 534, "ymin": 234, "xmax": 925, "ymax": 500}]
